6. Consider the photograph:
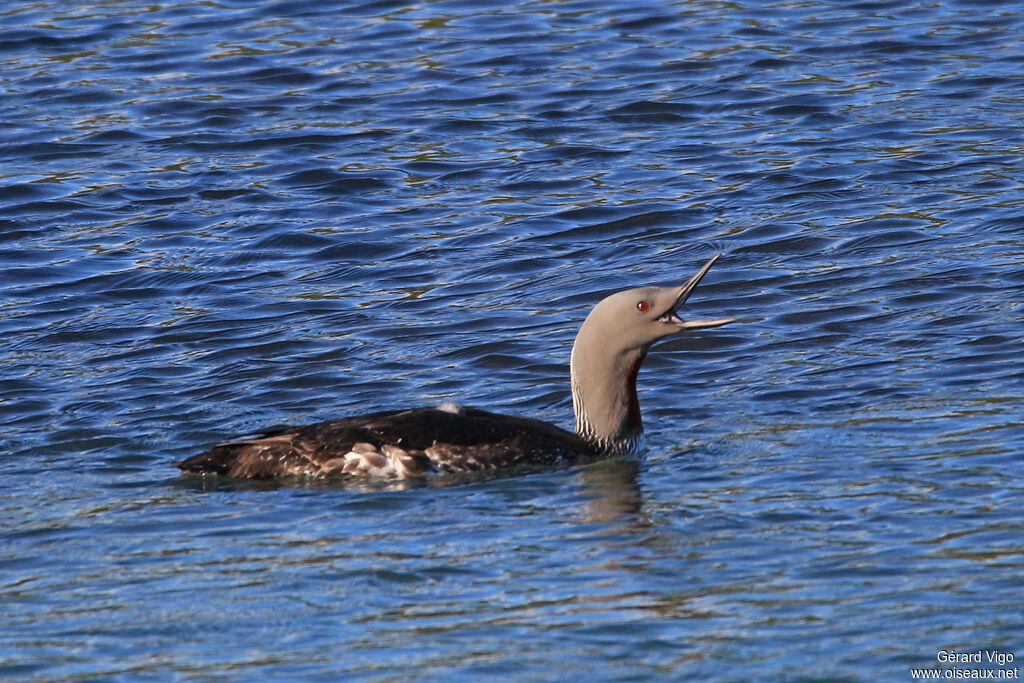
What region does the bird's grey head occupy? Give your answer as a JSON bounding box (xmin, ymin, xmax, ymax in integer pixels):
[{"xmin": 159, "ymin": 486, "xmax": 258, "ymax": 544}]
[{"xmin": 570, "ymin": 254, "xmax": 734, "ymax": 450}]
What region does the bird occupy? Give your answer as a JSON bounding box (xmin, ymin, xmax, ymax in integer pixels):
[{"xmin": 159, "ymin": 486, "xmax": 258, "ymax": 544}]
[{"xmin": 176, "ymin": 254, "xmax": 735, "ymax": 480}]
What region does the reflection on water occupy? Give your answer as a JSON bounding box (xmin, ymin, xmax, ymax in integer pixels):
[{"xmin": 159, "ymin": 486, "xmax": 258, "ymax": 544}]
[
  {"xmin": 578, "ymin": 459, "xmax": 645, "ymax": 525},
  {"xmin": 2, "ymin": 0, "xmax": 1023, "ymax": 679}
]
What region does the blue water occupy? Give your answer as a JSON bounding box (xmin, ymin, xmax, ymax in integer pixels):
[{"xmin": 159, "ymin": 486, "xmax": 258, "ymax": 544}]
[{"xmin": 2, "ymin": 0, "xmax": 1022, "ymax": 680}]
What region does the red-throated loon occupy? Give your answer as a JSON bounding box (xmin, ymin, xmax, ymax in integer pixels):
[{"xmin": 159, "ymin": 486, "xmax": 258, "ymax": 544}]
[{"xmin": 176, "ymin": 255, "xmax": 735, "ymax": 479}]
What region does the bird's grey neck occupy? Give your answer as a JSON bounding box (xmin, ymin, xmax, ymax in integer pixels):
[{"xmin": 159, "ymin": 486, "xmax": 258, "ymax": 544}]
[{"xmin": 570, "ymin": 342, "xmax": 647, "ymax": 453}]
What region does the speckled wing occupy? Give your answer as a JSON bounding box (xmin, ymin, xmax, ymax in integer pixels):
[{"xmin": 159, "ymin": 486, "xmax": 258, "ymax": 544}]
[{"xmin": 176, "ymin": 405, "xmax": 593, "ymax": 479}]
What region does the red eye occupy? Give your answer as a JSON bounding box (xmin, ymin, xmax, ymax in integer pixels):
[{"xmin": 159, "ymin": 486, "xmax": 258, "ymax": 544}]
[{"xmin": 636, "ymin": 300, "xmax": 649, "ymax": 312}]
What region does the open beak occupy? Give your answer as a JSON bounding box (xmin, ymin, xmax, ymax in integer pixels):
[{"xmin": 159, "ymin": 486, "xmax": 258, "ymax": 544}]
[{"xmin": 657, "ymin": 253, "xmax": 736, "ymax": 330}]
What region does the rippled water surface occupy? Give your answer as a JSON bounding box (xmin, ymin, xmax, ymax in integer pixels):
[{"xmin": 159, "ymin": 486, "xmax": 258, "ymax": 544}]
[{"xmin": 3, "ymin": 0, "xmax": 1023, "ymax": 680}]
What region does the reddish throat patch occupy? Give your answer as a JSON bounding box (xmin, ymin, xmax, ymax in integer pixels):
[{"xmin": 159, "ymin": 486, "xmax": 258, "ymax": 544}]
[{"xmin": 626, "ymin": 352, "xmax": 647, "ymax": 431}]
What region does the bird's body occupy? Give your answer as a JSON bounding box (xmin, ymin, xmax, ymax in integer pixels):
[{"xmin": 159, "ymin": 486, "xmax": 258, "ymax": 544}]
[
  {"xmin": 176, "ymin": 255, "xmax": 734, "ymax": 480},
  {"xmin": 178, "ymin": 403, "xmax": 595, "ymax": 479}
]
